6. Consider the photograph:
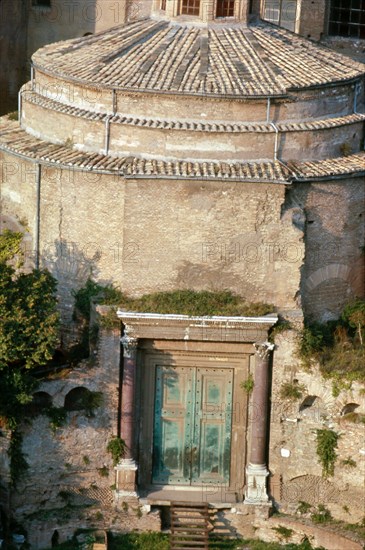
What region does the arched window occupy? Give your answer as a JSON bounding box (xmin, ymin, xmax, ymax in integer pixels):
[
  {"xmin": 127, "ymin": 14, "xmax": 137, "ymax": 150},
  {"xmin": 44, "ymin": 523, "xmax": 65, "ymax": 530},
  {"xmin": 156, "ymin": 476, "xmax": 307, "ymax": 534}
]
[
  {"xmin": 181, "ymin": 0, "xmax": 201, "ymax": 16},
  {"xmin": 263, "ymin": 0, "xmax": 298, "ymax": 32},
  {"xmin": 328, "ymin": 1, "xmax": 365, "ymax": 39},
  {"xmin": 216, "ymin": 0, "xmax": 235, "ymax": 17}
]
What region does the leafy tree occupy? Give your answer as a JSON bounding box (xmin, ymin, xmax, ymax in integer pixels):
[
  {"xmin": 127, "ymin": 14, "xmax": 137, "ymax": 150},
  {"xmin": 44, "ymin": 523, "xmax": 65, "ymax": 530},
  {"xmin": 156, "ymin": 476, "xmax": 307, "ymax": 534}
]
[{"xmin": 0, "ymin": 231, "xmax": 59, "ymax": 483}]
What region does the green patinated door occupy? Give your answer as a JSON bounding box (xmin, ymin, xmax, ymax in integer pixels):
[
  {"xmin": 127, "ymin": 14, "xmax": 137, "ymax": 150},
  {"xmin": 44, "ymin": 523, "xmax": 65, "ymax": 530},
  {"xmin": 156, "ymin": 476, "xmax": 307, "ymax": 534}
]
[{"xmin": 152, "ymin": 365, "xmax": 233, "ymax": 485}]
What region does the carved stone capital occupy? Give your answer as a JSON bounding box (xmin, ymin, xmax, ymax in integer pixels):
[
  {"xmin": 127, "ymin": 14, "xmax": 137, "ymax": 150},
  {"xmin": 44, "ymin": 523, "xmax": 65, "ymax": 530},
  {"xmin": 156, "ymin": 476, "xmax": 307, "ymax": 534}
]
[
  {"xmin": 121, "ymin": 332, "xmax": 138, "ymax": 359},
  {"xmin": 253, "ymin": 341, "xmax": 275, "ymax": 360}
]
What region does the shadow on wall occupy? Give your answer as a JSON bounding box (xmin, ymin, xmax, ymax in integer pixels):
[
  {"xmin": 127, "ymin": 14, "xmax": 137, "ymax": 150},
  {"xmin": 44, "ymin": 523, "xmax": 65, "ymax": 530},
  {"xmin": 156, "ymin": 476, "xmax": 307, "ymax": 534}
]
[
  {"xmin": 283, "ymin": 182, "xmax": 365, "ymax": 322},
  {"xmin": 40, "ymin": 239, "xmax": 100, "ymax": 326}
]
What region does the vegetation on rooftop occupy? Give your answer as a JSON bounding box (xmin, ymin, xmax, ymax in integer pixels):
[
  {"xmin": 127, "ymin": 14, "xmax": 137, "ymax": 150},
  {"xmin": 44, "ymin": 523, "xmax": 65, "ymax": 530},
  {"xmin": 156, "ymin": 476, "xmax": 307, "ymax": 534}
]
[{"xmin": 74, "ymin": 278, "xmax": 274, "ymax": 318}]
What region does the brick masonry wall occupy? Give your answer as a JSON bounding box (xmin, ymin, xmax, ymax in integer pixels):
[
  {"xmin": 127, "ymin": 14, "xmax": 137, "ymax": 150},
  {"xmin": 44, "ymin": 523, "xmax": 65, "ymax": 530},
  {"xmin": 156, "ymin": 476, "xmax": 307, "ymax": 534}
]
[{"xmin": 0, "ymin": 152, "xmax": 305, "ymax": 315}]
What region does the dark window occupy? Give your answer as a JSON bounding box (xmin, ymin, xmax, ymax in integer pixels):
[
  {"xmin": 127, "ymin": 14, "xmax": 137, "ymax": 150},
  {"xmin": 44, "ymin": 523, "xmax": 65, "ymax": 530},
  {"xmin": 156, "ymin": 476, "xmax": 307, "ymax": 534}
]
[
  {"xmin": 263, "ymin": 0, "xmax": 298, "ymax": 32},
  {"xmin": 181, "ymin": 0, "xmax": 200, "ymax": 16},
  {"xmin": 216, "ymin": 0, "xmax": 235, "ymax": 18},
  {"xmin": 32, "ymin": 0, "xmax": 51, "ymax": 6},
  {"xmin": 161, "ymin": 0, "xmax": 167, "ymax": 10},
  {"xmin": 329, "ymin": 0, "xmax": 365, "ymax": 39}
]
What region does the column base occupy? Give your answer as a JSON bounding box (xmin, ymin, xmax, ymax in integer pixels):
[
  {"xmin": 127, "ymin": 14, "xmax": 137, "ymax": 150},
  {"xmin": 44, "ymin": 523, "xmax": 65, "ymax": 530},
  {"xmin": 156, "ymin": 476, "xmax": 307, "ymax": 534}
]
[
  {"xmin": 115, "ymin": 458, "xmax": 138, "ymax": 499},
  {"xmin": 244, "ymin": 463, "xmax": 269, "ymax": 505}
]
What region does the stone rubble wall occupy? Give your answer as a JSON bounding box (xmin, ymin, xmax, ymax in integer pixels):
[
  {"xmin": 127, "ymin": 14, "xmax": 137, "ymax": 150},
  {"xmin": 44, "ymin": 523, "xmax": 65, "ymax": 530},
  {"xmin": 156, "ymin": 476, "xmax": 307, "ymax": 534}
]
[
  {"xmin": 10, "ymin": 328, "xmax": 120, "ymax": 549},
  {"xmin": 269, "ymin": 330, "xmax": 365, "ymax": 523}
]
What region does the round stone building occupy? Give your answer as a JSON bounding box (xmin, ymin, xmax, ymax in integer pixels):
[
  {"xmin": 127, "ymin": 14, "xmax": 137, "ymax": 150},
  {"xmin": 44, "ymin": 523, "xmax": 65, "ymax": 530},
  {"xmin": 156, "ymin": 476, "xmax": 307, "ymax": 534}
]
[{"xmin": 0, "ymin": 0, "xmax": 365, "ymax": 543}]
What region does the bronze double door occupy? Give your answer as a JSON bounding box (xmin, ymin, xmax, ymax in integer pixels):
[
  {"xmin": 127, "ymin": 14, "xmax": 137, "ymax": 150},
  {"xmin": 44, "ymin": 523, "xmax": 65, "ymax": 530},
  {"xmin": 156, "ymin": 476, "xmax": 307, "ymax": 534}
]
[{"xmin": 152, "ymin": 365, "xmax": 233, "ymax": 486}]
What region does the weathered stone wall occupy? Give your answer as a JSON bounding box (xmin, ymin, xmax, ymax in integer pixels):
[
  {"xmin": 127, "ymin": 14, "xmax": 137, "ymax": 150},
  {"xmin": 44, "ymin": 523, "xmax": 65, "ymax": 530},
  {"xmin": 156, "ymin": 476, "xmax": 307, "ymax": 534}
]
[
  {"xmin": 2, "ymin": 147, "xmax": 364, "ymax": 322},
  {"xmin": 21, "ymin": 95, "xmax": 365, "ymax": 162},
  {"xmin": 284, "ymin": 177, "xmax": 365, "ymax": 322},
  {"xmin": 0, "ymin": 1, "xmax": 28, "ymax": 115},
  {"xmin": 269, "ymin": 330, "xmax": 365, "ymax": 523},
  {"xmin": 298, "ymin": 0, "xmax": 327, "ymax": 41}
]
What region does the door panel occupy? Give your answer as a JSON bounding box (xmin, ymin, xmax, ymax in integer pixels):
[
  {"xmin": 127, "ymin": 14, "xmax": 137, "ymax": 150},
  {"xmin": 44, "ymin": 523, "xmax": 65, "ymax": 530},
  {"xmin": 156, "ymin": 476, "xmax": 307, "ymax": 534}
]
[
  {"xmin": 152, "ymin": 366, "xmax": 193, "ymax": 484},
  {"xmin": 192, "ymin": 368, "xmax": 233, "ymax": 484},
  {"xmin": 153, "ymin": 365, "xmax": 233, "ymax": 486}
]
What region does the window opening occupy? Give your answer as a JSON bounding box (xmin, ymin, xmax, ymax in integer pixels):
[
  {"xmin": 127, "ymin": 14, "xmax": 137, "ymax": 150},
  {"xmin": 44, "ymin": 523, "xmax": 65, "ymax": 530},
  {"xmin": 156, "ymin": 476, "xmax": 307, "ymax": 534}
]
[
  {"xmin": 263, "ymin": 0, "xmax": 298, "ymax": 32},
  {"xmin": 181, "ymin": 0, "xmax": 201, "ymax": 16},
  {"xmin": 161, "ymin": 0, "xmax": 167, "ymax": 10},
  {"xmin": 216, "ymin": 0, "xmax": 235, "ymax": 17},
  {"xmin": 328, "ymin": 0, "xmax": 365, "ymax": 39}
]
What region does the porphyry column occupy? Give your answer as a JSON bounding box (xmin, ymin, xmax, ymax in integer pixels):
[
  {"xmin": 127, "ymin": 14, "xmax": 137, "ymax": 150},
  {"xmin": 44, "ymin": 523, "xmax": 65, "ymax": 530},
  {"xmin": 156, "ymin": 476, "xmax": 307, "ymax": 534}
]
[
  {"xmin": 115, "ymin": 328, "xmax": 138, "ymax": 499},
  {"xmin": 245, "ymin": 341, "xmax": 274, "ymax": 504}
]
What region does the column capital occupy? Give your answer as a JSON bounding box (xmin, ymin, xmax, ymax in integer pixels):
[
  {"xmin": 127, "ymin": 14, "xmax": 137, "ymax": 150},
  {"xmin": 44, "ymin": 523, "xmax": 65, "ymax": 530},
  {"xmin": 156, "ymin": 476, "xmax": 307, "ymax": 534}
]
[
  {"xmin": 121, "ymin": 328, "xmax": 138, "ymax": 359},
  {"xmin": 253, "ymin": 341, "xmax": 275, "ymax": 360}
]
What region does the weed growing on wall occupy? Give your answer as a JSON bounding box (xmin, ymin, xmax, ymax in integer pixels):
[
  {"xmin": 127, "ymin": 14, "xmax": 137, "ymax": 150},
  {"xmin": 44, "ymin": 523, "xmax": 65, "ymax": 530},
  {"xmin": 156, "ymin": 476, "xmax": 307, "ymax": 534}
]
[
  {"xmin": 315, "ymin": 429, "xmax": 339, "ymax": 478},
  {"xmin": 240, "ymin": 373, "xmax": 254, "ymax": 394},
  {"xmin": 45, "ymin": 406, "xmax": 67, "ymax": 433},
  {"xmin": 310, "ymin": 504, "xmax": 333, "ymax": 524},
  {"xmin": 107, "ymin": 436, "xmax": 126, "ymax": 466},
  {"xmin": 280, "ymin": 381, "xmax": 306, "ymax": 400}
]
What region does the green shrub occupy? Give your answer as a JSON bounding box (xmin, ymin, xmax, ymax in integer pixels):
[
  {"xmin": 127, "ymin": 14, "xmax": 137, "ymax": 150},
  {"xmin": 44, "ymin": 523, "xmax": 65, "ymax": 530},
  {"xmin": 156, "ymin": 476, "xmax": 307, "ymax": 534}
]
[
  {"xmin": 296, "ymin": 501, "xmax": 312, "ymax": 514},
  {"xmin": 102, "ymin": 288, "xmax": 274, "ymax": 317},
  {"xmin": 297, "ymin": 300, "xmax": 365, "ymax": 386},
  {"xmin": 272, "ymin": 525, "xmax": 293, "ymax": 540},
  {"xmin": 310, "ymin": 504, "xmax": 332, "ymax": 524}
]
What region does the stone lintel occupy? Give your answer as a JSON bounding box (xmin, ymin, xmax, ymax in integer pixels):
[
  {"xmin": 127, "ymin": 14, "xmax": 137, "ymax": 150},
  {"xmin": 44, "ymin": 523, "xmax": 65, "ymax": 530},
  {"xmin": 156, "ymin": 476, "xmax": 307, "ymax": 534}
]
[{"xmin": 117, "ymin": 311, "xmax": 278, "ymax": 343}]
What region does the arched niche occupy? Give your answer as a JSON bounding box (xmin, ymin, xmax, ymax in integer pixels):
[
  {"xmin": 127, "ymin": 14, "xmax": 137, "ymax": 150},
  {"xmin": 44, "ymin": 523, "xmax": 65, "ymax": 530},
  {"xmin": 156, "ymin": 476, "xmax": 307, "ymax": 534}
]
[
  {"xmin": 341, "ymin": 403, "xmax": 359, "ymax": 416},
  {"xmin": 299, "ymin": 395, "xmax": 319, "ymax": 412},
  {"xmin": 64, "ymin": 387, "xmax": 91, "ymax": 411}
]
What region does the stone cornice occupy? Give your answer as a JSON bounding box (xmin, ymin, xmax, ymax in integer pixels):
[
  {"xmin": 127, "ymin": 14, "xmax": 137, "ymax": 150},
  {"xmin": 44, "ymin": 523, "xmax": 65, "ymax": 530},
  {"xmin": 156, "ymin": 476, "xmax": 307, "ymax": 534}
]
[{"xmin": 117, "ymin": 310, "xmax": 278, "ymax": 343}]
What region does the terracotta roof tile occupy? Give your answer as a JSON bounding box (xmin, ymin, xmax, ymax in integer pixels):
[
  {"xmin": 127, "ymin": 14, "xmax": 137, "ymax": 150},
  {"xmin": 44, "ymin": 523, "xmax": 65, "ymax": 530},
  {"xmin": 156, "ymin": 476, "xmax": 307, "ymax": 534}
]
[
  {"xmin": 1, "ymin": 119, "xmax": 364, "ymax": 182},
  {"xmin": 32, "ymin": 20, "xmax": 365, "ymax": 99}
]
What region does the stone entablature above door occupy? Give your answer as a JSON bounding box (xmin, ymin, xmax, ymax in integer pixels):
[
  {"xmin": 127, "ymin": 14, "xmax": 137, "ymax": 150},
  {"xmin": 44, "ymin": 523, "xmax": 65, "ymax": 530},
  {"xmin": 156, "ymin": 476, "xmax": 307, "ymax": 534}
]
[{"xmin": 116, "ymin": 311, "xmax": 278, "ymax": 343}]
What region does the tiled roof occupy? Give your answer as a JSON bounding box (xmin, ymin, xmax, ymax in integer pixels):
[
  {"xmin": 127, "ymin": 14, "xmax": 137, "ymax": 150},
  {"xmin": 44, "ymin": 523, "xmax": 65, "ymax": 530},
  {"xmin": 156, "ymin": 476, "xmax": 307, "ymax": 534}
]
[
  {"xmin": 32, "ymin": 19, "xmax": 365, "ymax": 98},
  {"xmin": 289, "ymin": 155, "xmax": 365, "ymax": 180},
  {"xmin": 1, "ymin": 119, "xmax": 364, "ymax": 182},
  {"xmin": 24, "ymin": 88, "xmax": 365, "ymax": 133}
]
